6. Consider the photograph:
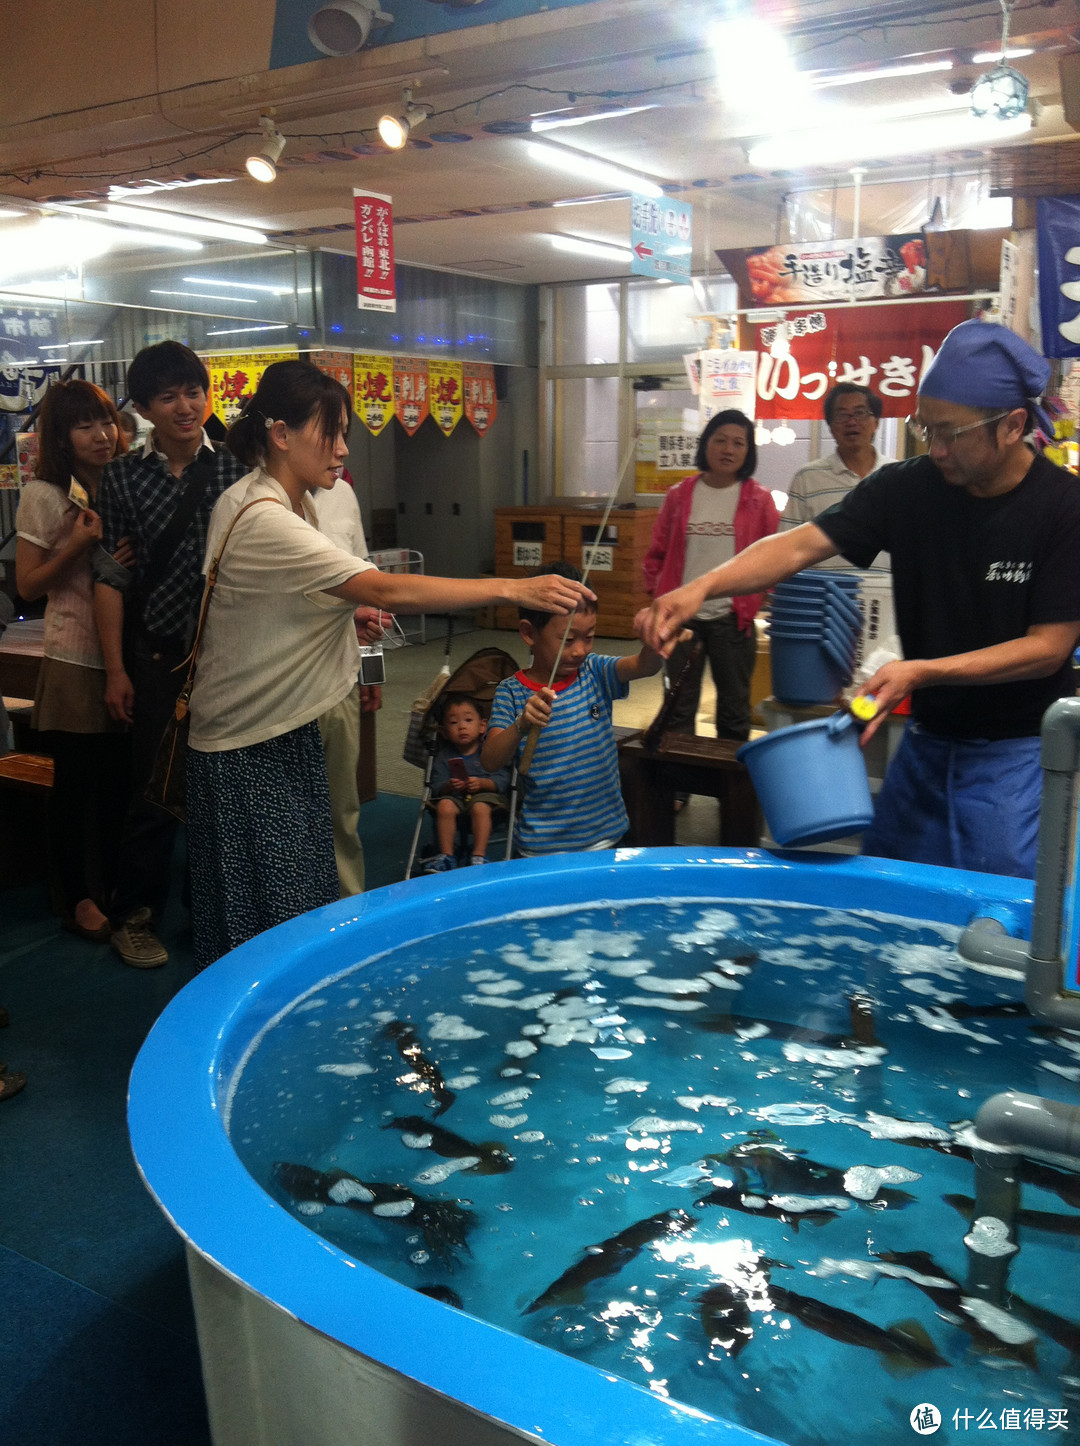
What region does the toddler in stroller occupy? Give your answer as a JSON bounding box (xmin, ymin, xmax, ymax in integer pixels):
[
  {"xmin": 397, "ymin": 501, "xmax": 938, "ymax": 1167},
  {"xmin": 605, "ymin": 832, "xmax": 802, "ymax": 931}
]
[{"xmin": 424, "ymin": 693, "xmax": 511, "ymax": 872}]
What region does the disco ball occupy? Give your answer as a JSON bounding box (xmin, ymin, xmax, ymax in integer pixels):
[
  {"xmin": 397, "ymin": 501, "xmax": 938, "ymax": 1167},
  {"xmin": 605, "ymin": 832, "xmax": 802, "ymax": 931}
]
[{"xmin": 970, "ymin": 64, "xmax": 1029, "ymax": 121}]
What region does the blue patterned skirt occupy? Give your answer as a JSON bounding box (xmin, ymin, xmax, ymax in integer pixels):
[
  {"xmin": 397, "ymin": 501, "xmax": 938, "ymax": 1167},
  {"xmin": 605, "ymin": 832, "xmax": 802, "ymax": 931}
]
[{"xmin": 187, "ymin": 721, "xmax": 340, "ymax": 969}]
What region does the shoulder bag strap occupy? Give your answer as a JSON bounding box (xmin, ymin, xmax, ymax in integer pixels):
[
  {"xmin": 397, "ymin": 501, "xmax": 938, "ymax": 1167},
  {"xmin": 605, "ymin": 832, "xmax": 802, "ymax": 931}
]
[
  {"xmin": 142, "ymin": 451, "xmax": 219, "ymax": 592},
  {"xmin": 173, "ymin": 495, "xmax": 285, "ymax": 718}
]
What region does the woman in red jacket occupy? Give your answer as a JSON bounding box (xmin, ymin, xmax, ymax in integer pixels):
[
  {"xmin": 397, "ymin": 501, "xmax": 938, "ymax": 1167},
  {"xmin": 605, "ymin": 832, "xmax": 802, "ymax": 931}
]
[{"xmin": 642, "ymin": 409, "xmax": 779, "ymax": 744}]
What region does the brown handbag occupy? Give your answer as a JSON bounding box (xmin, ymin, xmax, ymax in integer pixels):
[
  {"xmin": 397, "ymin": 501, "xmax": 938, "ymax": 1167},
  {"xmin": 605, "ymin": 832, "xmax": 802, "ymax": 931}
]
[{"xmin": 145, "ymin": 496, "xmax": 283, "ymax": 820}]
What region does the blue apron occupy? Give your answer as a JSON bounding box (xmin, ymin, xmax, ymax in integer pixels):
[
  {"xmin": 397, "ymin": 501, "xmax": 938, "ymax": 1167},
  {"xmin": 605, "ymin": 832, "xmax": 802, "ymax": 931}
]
[{"xmin": 861, "ymin": 724, "xmax": 1042, "ymax": 879}]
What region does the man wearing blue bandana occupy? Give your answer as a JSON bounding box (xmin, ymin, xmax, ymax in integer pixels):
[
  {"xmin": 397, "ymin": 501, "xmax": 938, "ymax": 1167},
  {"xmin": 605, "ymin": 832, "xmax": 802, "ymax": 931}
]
[{"xmin": 637, "ymin": 320, "xmax": 1080, "ymax": 878}]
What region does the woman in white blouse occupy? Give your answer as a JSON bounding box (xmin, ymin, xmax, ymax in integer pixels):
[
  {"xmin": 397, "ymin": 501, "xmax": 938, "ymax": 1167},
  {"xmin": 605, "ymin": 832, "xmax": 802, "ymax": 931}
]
[
  {"xmin": 187, "ymin": 360, "xmax": 590, "ymax": 968},
  {"xmin": 15, "ymin": 381, "xmax": 132, "ymax": 940}
]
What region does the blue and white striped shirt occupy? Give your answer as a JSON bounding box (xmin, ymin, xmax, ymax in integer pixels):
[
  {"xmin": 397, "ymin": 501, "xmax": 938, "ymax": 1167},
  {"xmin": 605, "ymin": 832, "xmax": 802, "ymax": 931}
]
[{"xmin": 490, "ymin": 653, "xmax": 629, "ymax": 854}]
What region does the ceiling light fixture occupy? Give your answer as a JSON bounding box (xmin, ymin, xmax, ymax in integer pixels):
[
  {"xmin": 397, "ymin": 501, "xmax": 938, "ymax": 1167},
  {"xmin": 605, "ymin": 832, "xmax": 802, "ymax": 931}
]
[
  {"xmin": 182, "ymin": 277, "xmax": 293, "ymax": 294},
  {"xmin": 526, "ymin": 141, "xmax": 665, "ymax": 199},
  {"xmin": 33, "ymin": 209, "xmax": 205, "ymax": 252},
  {"xmin": 810, "ymin": 59, "xmax": 953, "ymax": 88},
  {"xmin": 245, "ymin": 118, "xmax": 287, "ymax": 184},
  {"xmin": 748, "ymin": 109, "xmax": 1031, "ymax": 168},
  {"xmin": 971, "ymin": 46, "xmax": 1034, "ymax": 63},
  {"xmin": 39, "ymin": 340, "xmax": 103, "ymax": 349},
  {"xmin": 378, "ymin": 89, "xmax": 433, "ymax": 150},
  {"xmin": 107, "ymin": 178, "xmax": 238, "ymax": 199},
  {"xmin": 531, "ymin": 105, "xmax": 658, "ymax": 132},
  {"xmin": 307, "ymin": 0, "xmax": 392, "ymax": 56},
  {"xmin": 970, "ymin": 0, "xmax": 1030, "ymax": 120},
  {"xmin": 150, "ymin": 288, "xmax": 258, "ymax": 304},
  {"xmin": 549, "ymin": 234, "xmax": 634, "ymax": 262},
  {"xmin": 103, "ymin": 203, "xmax": 268, "ymax": 244},
  {"xmin": 204, "ymin": 324, "xmax": 290, "ymax": 336}
]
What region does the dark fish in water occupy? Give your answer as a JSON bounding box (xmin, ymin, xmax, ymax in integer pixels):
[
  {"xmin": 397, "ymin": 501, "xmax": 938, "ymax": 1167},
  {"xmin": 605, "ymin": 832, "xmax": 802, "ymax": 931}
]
[
  {"xmin": 1015, "ymin": 1157, "xmax": 1080, "ymax": 1211},
  {"xmin": 273, "ymin": 1162, "xmax": 474, "ymax": 1264},
  {"xmin": 417, "ymin": 1284, "xmax": 464, "ymax": 1310},
  {"xmin": 768, "ymin": 1284, "xmax": 948, "ymax": 1373},
  {"xmin": 699, "ymin": 1282, "xmax": 755, "ymax": 1359},
  {"xmin": 696, "ymin": 994, "xmax": 883, "ymax": 1052},
  {"xmin": 387, "ymin": 1115, "xmax": 514, "ymax": 1174},
  {"xmin": 1008, "ymin": 1290, "xmax": 1080, "ymax": 1356},
  {"xmin": 713, "ymin": 1138, "xmax": 916, "ymax": 1209},
  {"xmin": 945, "ymin": 1193, "xmax": 1080, "ymax": 1237},
  {"xmin": 694, "ymin": 1180, "xmax": 848, "ymax": 1232},
  {"xmin": 524, "ymin": 1208, "xmax": 697, "ymax": 1314},
  {"xmin": 942, "ymin": 1000, "xmax": 1029, "ymax": 1020},
  {"xmin": 876, "ymin": 1250, "xmax": 1038, "ymax": 1369},
  {"xmin": 385, "ymin": 1020, "xmax": 455, "ymax": 1117}
]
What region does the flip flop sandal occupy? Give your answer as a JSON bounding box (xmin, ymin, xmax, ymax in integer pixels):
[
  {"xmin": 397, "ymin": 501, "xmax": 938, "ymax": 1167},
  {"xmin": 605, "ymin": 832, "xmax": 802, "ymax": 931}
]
[{"xmin": 0, "ymin": 1071, "xmax": 26, "ymax": 1101}]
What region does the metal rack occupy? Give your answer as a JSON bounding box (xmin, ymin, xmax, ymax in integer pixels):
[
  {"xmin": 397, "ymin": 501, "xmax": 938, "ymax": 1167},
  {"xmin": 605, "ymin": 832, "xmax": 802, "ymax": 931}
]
[{"xmin": 366, "ymin": 548, "xmax": 425, "ymax": 645}]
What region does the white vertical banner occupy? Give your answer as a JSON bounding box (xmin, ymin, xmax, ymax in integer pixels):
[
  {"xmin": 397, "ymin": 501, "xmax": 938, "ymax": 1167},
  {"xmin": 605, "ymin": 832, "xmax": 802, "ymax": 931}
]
[{"xmin": 699, "ymin": 349, "xmax": 757, "ymax": 425}]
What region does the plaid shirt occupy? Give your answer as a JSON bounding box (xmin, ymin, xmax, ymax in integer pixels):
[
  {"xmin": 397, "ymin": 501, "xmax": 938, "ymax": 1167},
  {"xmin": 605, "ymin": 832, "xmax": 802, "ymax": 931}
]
[{"xmin": 95, "ymin": 432, "xmax": 247, "ymax": 645}]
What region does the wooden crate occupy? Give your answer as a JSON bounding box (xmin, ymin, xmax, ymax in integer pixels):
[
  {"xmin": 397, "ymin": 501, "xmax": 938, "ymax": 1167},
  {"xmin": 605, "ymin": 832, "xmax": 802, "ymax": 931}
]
[
  {"xmin": 492, "ymin": 507, "xmax": 567, "ymax": 631},
  {"xmin": 560, "ymin": 506, "xmax": 654, "ymax": 638}
]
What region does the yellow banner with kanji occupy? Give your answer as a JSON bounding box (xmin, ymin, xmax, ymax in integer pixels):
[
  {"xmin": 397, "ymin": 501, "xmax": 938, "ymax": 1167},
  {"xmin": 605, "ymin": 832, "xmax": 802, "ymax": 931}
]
[
  {"xmin": 206, "ymin": 349, "xmax": 298, "ymax": 425},
  {"xmin": 355, "ymin": 353, "xmax": 395, "ymax": 435},
  {"xmin": 429, "ymin": 359, "xmax": 463, "ymax": 437}
]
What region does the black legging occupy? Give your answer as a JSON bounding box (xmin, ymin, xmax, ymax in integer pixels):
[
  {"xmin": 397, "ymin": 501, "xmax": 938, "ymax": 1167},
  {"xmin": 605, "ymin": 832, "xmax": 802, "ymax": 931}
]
[{"xmin": 40, "ymin": 730, "xmax": 131, "ymax": 918}]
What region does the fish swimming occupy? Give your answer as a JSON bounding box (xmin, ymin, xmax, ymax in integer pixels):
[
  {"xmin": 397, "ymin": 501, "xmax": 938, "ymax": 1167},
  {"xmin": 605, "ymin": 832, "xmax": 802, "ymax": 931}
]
[
  {"xmin": 694, "ymin": 1179, "xmax": 850, "ymax": 1231},
  {"xmin": 696, "ymin": 994, "xmax": 883, "ymax": 1052},
  {"xmin": 387, "ymin": 1115, "xmax": 514, "ymax": 1174},
  {"xmin": 944, "ymin": 1193, "xmax": 1080, "ymax": 1237},
  {"xmin": 385, "ymin": 1020, "xmax": 456, "ymax": 1117},
  {"xmin": 942, "ymin": 1000, "xmax": 1029, "ymax": 1021},
  {"xmin": 416, "ymin": 1284, "xmax": 464, "ymax": 1309},
  {"xmin": 876, "ymin": 1250, "xmax": 1038, "ymax": 1369},
  {"xmin": 767, "ymin": 1284, "xmax": 948, "ymax": 1374},
  {"xmin": 699, "ymin": 1282, "xmax": 755, "ymax": 1359},
  {"xmin": 714, "ymin": 1137, "xmax": 916, "ymax": 1209},
  {"xmin": 524, "ymin": 1208, "xmax": 697, "ymax": 1314},
  {"xmin": 1008, "ymin": 1289, "xmax": 1080, "ymax": 1356},
  {"xmin": 273, "ymin": 1162, "xmax": 474, "ymax": 1263}
]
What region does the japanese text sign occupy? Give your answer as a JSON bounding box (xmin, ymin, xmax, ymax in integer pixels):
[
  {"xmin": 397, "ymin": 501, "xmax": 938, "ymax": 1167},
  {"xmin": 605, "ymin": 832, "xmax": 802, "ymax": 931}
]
[
  {"xmin": 752, "ymin": 302, "xmax": 967, "ymax": 420},
  {"xmin": 1037, "ymin": 196, "xmax": 1080, "ymax": 358},
  {"xmin": 309, "ymin": 350, "xmax": 354, "ymax": 406},
  {"xmin": 355, "ymin": 354, "xmax": 395, "ymax": 436},
  {"xmin": 205, "ymin": 349, "xmax": 298, "ymax": 425},
  {"xmin": 463, "ymin": 362, "xmax": 497, "ymax": 436},
  {"xmin": 630, "ymin": 195, "xmax": 692, "ymax": 284},
  {"xmin": 353, "ymin": 189, "xmax": 396, "ymax": 313},
  {"xmin": 732, "ymin": 235, "xmax": 927, "ymax": 306},
  {"xmin": 430, "ymin": 359, "xmax": 463, "ymax": 436},
  {"xmin": 700, "ymin": 350, "xmax": 758, "ymax": 424},
  {"xmin": 392, "ymin": 357, "xmax": 430, "ymax": 436}
]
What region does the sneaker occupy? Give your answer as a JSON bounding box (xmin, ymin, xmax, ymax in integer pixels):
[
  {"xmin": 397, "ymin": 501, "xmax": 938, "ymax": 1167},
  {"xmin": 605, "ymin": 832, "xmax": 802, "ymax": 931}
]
[
  {"xmin": 470, "ymin": 855, "xmax": 487, "ymax": 866},
  {"xmin": 111, "ymin": 908, "xmax": 168, "ymax": 969},
  {"xmin": 422, "ymin": 854, "xmax": 454, "ymax": 875}
]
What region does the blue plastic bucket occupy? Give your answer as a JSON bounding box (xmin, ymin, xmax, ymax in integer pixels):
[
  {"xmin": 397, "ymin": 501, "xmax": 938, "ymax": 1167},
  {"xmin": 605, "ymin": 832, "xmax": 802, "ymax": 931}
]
[
  {"xmin": 737, "ymin": 711, "xmax": 874, "ymax": 845},
  {"xmin": 768, "ymin": 635, "xmax": 849, "ymax": 704}
]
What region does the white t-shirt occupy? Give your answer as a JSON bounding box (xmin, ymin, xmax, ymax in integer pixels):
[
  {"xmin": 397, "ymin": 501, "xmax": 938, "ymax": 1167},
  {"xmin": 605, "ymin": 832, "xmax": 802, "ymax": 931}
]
[
  {"xmin": 311, "ymin": 476, "xmax": 367, "ymax": 556},
  {"xmin": 16, "ymin": 479, "xmax": 103, "ymax": 668},
  {"xmin": 188, "ymin": 470, "xmax": 374, "ymax": 752},
  {"xmin": 681, "ymin": 479, "xmax": 739, "ymax": 620}
]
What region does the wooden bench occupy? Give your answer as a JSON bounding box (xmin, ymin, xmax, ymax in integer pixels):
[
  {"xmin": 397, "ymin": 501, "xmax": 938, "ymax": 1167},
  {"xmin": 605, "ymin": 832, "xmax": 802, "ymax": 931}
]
[
  {"xmin": 617, "ymin": 728, "xmax": 762, "ymax": 848},
  {"xmin": 0, "ymin": 751, "xmax": 55, "ymax": 891}
]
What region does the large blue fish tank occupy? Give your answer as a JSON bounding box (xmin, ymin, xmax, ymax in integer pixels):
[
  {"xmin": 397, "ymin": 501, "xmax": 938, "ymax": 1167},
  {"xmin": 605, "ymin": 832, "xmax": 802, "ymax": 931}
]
[{"xmin": 130, "ymin": 846, "xmax": 1080, "ymax": 1446}]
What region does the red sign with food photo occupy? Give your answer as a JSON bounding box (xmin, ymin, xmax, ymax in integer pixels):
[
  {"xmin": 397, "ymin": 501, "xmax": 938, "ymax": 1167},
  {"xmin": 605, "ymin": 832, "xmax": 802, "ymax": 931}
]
[{"xmin": 737, "ymin": 235, "xmax": 928, "ymax": 306}]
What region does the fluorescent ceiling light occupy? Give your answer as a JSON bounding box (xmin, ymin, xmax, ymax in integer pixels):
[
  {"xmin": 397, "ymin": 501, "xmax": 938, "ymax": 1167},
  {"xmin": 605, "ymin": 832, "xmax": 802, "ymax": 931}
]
[
  {"xmin": 531, "ymin": 105, "xmax": 658, "ymax": 133},
  {"xmin": 811, "ymin": 59, "xmax": 953, "ymax": 88},
  {"xmin": 182, "ymin": 276, "xmax": 292, "ymax": 294},
  {"xmin": 525, "ymin": 141, "xmax": 664, "ymax": 198},
  {"xmin": 552, "ymin": 195, "xmax": 622, "ymax": 207},
  {"xmin": 972, "ymin": 47, "xmax": 1034, "ymax": 62},
  {"xmin": 40, "ymin": 205, "xmax": 204, "ymax": 250},
  {"xmin": 104, "ymin": 203, "xmax": 268, "ymax": 245},
  {"xmin": 150, "ymin": 288, "xmax": 257, "ymax": 304},
  {"xmin": 549, "ymin": 234, "xmax": 633, "ymax": 262},
  {"xmin": 711, "ymin": 18, "xmax": 808, "ymax": 122},
  {"xmin": 748, "ymin": 109, "xmax": 1032, "ymax": 168},
  {"xmin": 39, "ymin": 340, "xmax": 103, "ymax": 349},
  {"xmin": 108, "ymin": 178, "xmax": 238, "ymax": 199},
  {"xmin": 204, "ymin": 323, "xmax": 290, "ymax": 335},
  {"xmin": 0, "ymin": 206, "xmax": 27, "ymax": 218}
]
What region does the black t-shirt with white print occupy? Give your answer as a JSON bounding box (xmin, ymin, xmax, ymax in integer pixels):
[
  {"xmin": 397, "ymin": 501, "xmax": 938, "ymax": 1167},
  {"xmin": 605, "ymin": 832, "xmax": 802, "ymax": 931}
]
[{"xmin": 815, "ymin": 453, "xmax": 1080, "ymax": 740}]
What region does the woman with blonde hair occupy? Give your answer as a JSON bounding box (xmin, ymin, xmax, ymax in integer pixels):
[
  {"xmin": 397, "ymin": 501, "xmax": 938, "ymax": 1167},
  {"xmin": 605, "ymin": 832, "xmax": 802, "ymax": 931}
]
[{"xmin": 16, "ymin": 380, "xmax": 133, "ymax": 940}]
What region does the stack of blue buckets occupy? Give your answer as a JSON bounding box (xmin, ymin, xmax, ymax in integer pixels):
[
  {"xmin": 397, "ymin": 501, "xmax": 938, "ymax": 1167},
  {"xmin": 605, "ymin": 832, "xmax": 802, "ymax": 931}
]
[{"xmin": 766, "ymin": 569, "xmax": 863, "ymax": 706}]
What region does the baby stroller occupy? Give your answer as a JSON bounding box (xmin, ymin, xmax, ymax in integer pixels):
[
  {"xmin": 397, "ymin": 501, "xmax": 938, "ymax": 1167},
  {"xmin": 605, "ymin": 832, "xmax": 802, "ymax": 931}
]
[{"xmin": 403, "ymin": 639, "xmax": 521, "ymax": 879}]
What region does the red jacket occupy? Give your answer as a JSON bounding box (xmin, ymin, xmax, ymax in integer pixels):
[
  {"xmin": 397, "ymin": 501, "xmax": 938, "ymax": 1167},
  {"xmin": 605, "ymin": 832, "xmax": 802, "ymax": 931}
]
[{"xmin": 641, "ymin": 473, "xmax": 780, "ymax": 634}]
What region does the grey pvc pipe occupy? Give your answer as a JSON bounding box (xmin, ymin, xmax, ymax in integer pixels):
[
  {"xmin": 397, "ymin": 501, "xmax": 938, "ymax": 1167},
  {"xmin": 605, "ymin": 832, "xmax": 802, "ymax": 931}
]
[{"xmin": 976, "ymin": 1090, "xmax": 1080, "ymax": 1164}]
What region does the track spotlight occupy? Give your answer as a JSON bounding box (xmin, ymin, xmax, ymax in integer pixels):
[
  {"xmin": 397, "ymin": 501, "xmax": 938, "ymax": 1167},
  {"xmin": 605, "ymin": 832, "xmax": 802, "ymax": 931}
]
[
  {"xmin": 378, "ymin": 89, "xmax": 433, "ymax": 150},
  {"xmin": 245, "ymin": 118, "xmax": 286, "ymax": 183},
  {"xmin": 308, "ymin": 0, "xmax": 392, "ymax": 57}
]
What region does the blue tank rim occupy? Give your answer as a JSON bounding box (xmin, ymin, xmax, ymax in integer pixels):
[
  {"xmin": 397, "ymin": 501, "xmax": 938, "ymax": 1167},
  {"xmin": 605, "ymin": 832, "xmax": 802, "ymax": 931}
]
[{"xmin": 128, "ymin": 847, "xmax": 1033, "ymax": 1446}]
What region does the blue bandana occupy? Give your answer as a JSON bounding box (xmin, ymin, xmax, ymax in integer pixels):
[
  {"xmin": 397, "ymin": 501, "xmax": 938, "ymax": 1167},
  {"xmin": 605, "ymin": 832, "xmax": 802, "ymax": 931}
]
[{"xmin": 919, "ymin": 320, "xmax": 1052, "ymax": 435}]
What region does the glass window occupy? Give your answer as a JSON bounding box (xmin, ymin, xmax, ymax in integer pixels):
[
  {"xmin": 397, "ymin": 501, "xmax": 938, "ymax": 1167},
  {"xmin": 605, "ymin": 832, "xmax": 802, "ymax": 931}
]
[
  {"xmin": 625, "ymin": 276, "xmax": 737, "ymax": 364},
  {"xmin": 554, "ymin": 376, "xmax": 619, "ymax": 496},
  {"xmin": 553, "ymin": 283, "xmax": 620, "ymax": 366}
]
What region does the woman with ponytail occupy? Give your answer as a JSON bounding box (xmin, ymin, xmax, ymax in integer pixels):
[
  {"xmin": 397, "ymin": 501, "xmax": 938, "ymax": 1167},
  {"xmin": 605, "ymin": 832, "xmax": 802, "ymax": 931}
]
[{"xmin": 186, "ymin": 359, "xmax": 591, "ymax": 967}]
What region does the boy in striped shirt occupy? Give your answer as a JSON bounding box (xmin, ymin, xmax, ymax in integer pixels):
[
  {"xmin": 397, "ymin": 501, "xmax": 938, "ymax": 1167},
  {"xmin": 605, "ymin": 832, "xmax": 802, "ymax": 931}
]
[{"xmin": 482, "ymin": 562, "xmax": 667, "ymax": 856}]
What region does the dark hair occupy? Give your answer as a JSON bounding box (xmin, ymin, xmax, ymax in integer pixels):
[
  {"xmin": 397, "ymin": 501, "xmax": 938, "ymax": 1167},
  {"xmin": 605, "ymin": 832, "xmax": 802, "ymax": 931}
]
[
  {"xmin": 439, "ymin": 692, "xmax": 487, "ymax": 723},
  {"xmin": 36, "ymin": 380, "xmax": 127, "ymax": 489},
  {"xmin": 695, "ymin": 409, "xmax": 756, "ymax": 478},
  {"xmin": 519, "ymin": 559, "xmax": 596, "ymax": 631},
  {"xmin": 226, "ymin": 360, "xmax": 351, "ymax": 468},
  {"xmin": 125, "ymin": 340, "xmax": 209, "ymax": 407},
  {"xmin": 823, "ymin": 384, "xmax": 882, "ymax": 427}
]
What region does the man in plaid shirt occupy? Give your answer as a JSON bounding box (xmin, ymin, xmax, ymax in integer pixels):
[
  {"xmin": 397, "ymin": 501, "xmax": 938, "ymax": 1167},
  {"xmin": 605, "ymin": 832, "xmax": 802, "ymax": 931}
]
[{"xmin": 93, "ymin": 342, "xmax": 246, "ymax": 967}]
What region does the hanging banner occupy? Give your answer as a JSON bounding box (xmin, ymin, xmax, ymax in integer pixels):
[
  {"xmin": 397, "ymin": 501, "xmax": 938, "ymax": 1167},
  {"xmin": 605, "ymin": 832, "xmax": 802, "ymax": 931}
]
[
  {"xmin": 751, "ymin": 302, "xmax": 967, "ymax": 420},
  {"xmin": 354, "ymin": 353, "xmax": 395, "ymax": 435},
  {"xmin": 0, "ymin": 361, "xmax": 61, "ymax": 413},
  {"xmin": 720, "ymin": 235, "xmax": 927, "ymax": 307},
  {"xmin": 699, "ymin": 350, "xmax": 758, "ymax": 424},
  {"xmin": 462, "ymin": 362, "xmax": 497, "ymax": 436},
  {"xmin": 392, "ymin": 356, "xmax": 429, "ymax": 436},
  {"xmin": 634, "ymin": 410, "xmax": 700, "ymax": 495},
  {"xmin": 309, "ymin": 350, "xmax": 354, "ymax": 406},
  {"xmin": 430, "ymin": 359, "xmax": 463, "ymax": 437},
  {"xmin": 1037, "ymin": 196, "xmax": 1080, "ymax": 358},
  {"xmin": 205, "ymin": 349, "xmax": 298, "ymax": 424},
  {"xmin": 630, "ymin": 195, "xmax": 692, "ymax": 284},
  {"xmin": 354, "ymin": 189, "xmax": 396, "ymax": 313}
]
